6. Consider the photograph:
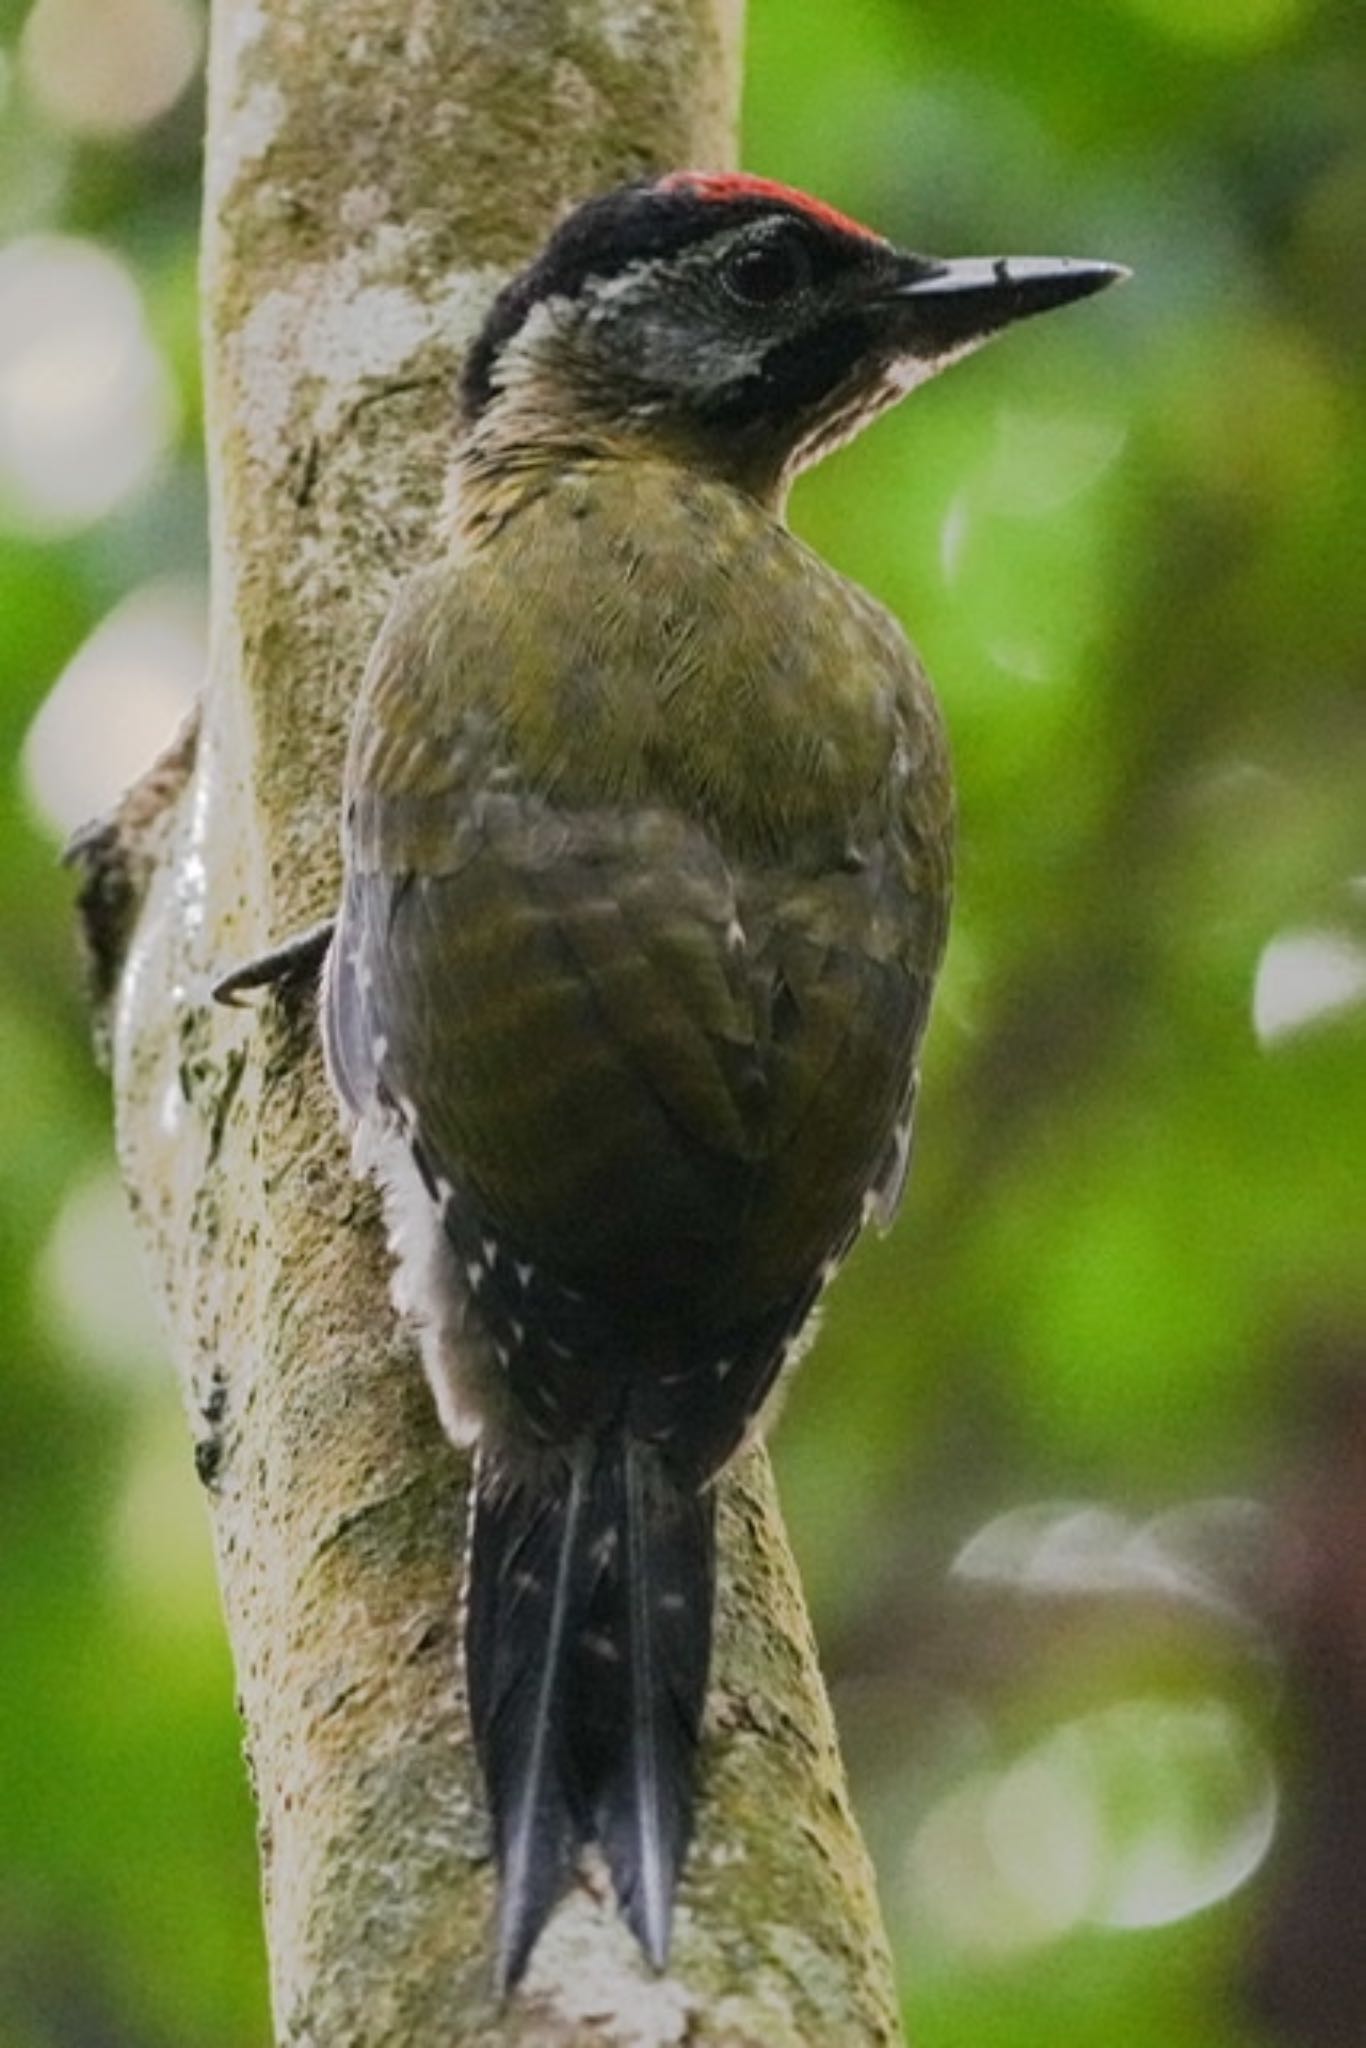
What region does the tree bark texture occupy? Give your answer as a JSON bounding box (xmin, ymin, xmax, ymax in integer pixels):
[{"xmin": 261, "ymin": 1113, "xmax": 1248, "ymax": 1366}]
[{"xmin": 94, "ymin": 1, "xmax": 904, "ymax": 2039}]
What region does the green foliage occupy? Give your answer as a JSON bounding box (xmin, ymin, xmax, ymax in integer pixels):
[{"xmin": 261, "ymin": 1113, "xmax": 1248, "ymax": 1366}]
[{"xmin": 2, "ymin": 0, "xmax": 1362, "ymax": 2040}]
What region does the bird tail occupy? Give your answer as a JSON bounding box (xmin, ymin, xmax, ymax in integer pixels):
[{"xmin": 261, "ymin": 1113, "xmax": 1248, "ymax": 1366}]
[
  {"xmin": 579, "ymin": 1437, "xmax": 716, "ymax": 1968},
  {"xmin": 466, "ymin": 1435, "xmax": 714, "ymax": 1990}
]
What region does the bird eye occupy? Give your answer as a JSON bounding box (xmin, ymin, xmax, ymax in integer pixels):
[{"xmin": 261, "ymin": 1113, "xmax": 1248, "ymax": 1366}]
[{"xmin": 722, "ymin": 234, "xmax": 812, "ymax": 307}]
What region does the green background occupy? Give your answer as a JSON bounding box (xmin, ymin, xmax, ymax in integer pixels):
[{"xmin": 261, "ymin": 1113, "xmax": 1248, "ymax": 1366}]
[{"xmin": 3, "ymin": 0, "xmax": 1363, "ymax": 2040}]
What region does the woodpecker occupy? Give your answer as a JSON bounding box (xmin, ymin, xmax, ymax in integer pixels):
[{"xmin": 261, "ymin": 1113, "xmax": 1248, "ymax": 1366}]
[{"xmin": 234, "ymin": 172, "xmax": 1123, "ymax": 1988}]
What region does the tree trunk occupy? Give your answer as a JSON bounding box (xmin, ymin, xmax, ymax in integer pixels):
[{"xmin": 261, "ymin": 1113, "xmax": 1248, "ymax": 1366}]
[{"xmin": 80, "ymin": 0, "xmax": 904, "ymax": 2039}]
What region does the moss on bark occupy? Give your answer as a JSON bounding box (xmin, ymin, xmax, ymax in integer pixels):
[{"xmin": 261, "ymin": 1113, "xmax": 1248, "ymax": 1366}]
[{"xmin": 98, "ymin": 1, "xmax": 904, "ymax": 2038}]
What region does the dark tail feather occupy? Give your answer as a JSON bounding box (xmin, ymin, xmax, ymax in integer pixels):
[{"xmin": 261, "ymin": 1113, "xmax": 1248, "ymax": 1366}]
[
  {"xmin": 573, "ymin": 1440, "xmax": 715, "ymax": 1967},
  {"xmin": 467, "ymin": 1438, "xmax": 714, "ymax": 1987},
  {"xmin": 466, "ymin": 1443, "xmax": 594, "ymax": 1992}
]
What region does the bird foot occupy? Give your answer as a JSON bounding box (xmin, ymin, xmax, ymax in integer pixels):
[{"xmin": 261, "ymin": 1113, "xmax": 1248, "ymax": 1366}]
[{"xmin": 212, "ymin": 917, "xmax": 335, "ymax": 1006}]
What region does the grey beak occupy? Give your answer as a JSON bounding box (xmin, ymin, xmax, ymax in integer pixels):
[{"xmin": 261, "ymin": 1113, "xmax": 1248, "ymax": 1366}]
[{"xmin": 887, "ymin": 254, "xmax": 1130, "ymax": 352}]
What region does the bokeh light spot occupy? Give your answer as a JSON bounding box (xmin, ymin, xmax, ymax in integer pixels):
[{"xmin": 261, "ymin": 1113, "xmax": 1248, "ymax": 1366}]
[
  {"xmin": 22, "ymin": 579, "xmax": 204, "ymax": 838},
  {"xmin": 906, "ymin": 1698, "xmax": 1276, "ymax": 1959},
  {"xmin": 0, "ymin": 236, "xmax": 177, "ymax": 534},
  {"xmin": 937, "ymin": 407, "xmax": 1124, "ymax": 592},
  {"xmin": 954, "ymin": 1496, "xmax": 1277, "ymax": 1631},
  {"xmin": 982, "ymin": 405, "xmax": 1128, "ymax": 521},
  {"xmin": 20, "ymin": 0, "xmax": 201, "ymax": 139},
  {"xmin": 1253, "ymin": 928, "xmax": 1366, "ymax": 1046},
  {"xmin": 1057, "ymin": 1699, "xmax": 1277, "ymax": 1929},
  {"xmin": 37, "ymin": 1168, "xmax": 165, "ymax": 1385},
  {"xmin": 906, "ymin": 1769, "xmax": 1077, "ymax": 1957}
]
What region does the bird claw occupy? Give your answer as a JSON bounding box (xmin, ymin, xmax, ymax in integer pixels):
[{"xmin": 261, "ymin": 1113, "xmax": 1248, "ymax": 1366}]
[{"xmin": 211, "ymin": 917, "xmax": 335, "ymax": 1007}]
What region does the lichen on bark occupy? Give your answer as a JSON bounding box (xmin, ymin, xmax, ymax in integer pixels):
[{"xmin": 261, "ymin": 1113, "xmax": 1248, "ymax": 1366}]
[{"xmin": 89, "ymin": 1, "xmax": 904, "ymax": 2040}]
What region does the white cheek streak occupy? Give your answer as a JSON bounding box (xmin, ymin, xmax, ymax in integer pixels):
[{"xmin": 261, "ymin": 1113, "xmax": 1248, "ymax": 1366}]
[{"xmin": 884, "ymin": 336, "xmax": 986, "ymax": 396}]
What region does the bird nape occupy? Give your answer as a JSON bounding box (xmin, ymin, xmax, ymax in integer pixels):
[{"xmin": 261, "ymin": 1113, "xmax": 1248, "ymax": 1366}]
[{"xmin": 233, "ymin": 169, "xmax": 1125, "ymax": 1990}]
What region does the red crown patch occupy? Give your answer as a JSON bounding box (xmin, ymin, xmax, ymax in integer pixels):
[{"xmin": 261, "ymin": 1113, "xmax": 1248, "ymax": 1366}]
[{"xmin": 657, "ymin": 171, "xmax": 885, "ymax": 246}]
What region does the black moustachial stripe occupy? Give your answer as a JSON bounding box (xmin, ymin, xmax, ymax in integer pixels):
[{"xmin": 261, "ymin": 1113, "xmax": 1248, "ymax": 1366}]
[{"xmin": 695, "ymin": 311, "xmax": 878, "ymax": 429}]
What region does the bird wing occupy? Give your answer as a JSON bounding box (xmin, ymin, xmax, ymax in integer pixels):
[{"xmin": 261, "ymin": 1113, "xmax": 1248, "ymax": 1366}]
[
  {"xmin": 334, "ymin": 778, "xmax": 771, "ymax": 1295},
  {"xmin": 328, "ymin": 551, "xmax": 948, "ymax": 1394}
]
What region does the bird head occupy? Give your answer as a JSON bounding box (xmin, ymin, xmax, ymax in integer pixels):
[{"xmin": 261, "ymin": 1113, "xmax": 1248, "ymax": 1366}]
[{"xmin": 460, "ymin": 172, "xmax": 1126, "ymax": 501}]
